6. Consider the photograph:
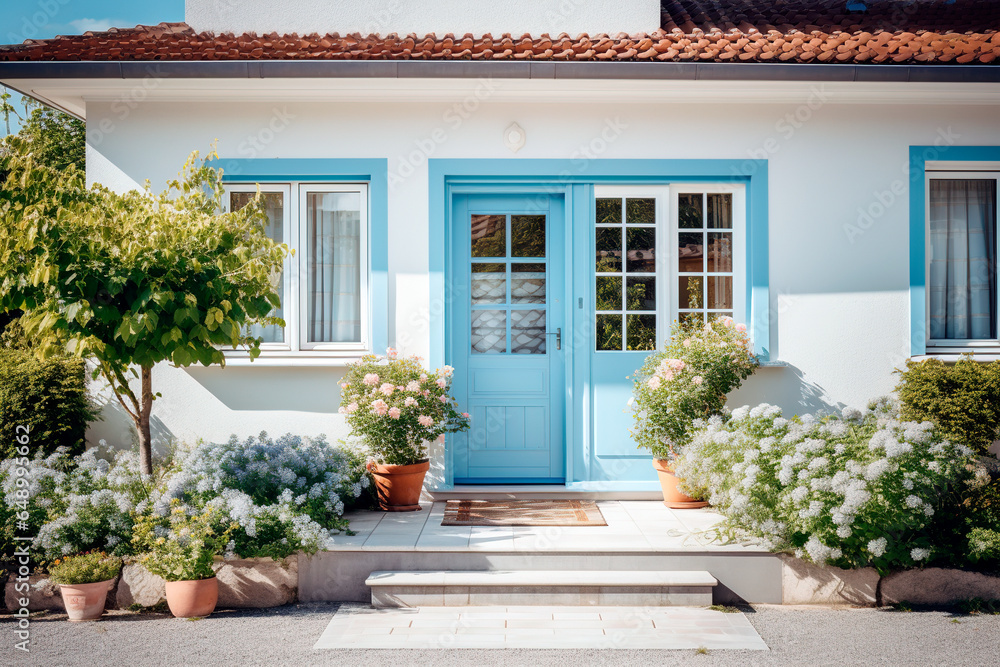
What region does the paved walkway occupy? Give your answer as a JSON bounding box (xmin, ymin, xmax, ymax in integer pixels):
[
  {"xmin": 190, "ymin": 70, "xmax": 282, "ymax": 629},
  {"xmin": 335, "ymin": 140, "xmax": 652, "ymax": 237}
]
[
  {"xmin": 330, "ymin": 501, "xmax": 765, "ymax": 553},
  {"xmin": 313, "ymin": 604, "xmax": 767, "ymax": 650}
]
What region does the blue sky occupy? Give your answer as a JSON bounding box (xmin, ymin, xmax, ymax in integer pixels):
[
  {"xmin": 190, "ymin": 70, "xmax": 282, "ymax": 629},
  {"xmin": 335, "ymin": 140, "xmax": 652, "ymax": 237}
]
[{"xmin": 2, "ymin": 0, "xmax": 183, "ymax": 134}]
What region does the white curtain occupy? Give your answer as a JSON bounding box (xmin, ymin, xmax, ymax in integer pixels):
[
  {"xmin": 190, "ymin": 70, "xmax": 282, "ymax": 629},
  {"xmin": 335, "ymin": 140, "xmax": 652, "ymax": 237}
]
[
  {"xmin": 929, "ymin": 179, "xmax": 997, "ymax": 340},
  {"xmin": 308, "ymin": 192, "xmax": 361, "ymax": 343}
]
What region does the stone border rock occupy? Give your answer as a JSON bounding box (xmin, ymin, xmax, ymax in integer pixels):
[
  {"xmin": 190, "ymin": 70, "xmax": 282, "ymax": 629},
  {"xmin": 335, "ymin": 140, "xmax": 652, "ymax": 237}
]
[
  {"xmin": 778, "ymin": 554, "xmax": 879, "ymax": 606},
  {"xmin": 881, "ymin": 567, "xmax": 1000, "ymax": 606}
]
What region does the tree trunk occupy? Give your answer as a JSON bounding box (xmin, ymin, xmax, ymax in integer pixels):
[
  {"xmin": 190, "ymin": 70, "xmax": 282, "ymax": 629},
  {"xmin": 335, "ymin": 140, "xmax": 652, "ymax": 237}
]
[{"xmin": 138, "ymin": 365, "xmax": 154, "ymax": 475}]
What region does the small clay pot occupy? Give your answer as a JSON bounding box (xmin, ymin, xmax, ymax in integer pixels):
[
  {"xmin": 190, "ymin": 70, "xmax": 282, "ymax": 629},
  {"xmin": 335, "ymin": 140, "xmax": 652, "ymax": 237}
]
[
  {"xmin": 652, "ymin": 458, "xmax": 709, "ymax": 509},
  {"xmin": 368, "ymin": 460, "xmax": 430, "ymax": 511},
  {"xmin": 165, "ymin": 577, "xmax": 219, "ymax": 618},
  {"xmin": 58, "ymin": 579, "xmax": 114, "ymax": 622}
]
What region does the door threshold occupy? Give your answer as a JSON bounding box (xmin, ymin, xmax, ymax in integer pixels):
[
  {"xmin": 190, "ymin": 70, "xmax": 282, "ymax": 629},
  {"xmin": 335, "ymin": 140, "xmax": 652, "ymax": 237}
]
[{"xmin": 430, "ymin": 483, "xmax": 662, "ymax": 501}]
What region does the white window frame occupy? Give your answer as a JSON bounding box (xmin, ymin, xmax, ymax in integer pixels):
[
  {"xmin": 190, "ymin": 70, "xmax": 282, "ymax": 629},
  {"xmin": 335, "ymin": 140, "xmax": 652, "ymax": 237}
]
[
  {"xmin": 222, "ymin": 181, "xmax": 370, "ymax": 359},
  {"xmin": 593, "ymin": 183, "xmax": 746, "ymax": 352},
  {"xmin": 925, "ymin": 168, "xmax": 1000, "ymax": 351}
]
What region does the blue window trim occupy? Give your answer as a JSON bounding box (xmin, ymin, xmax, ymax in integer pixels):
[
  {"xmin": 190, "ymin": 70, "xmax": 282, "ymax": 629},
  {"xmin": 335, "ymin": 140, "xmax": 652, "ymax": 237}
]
[
  {"xmin": 908, "ymin": 146, "xmax": 1000, "ymax": 357},
  {"xmin": 428, "ymin": 158, "xmax": 771, "ymax": 368},
  {"xmin": 216, "ymin": 157, "xmax": 389, "ymax": 354}
]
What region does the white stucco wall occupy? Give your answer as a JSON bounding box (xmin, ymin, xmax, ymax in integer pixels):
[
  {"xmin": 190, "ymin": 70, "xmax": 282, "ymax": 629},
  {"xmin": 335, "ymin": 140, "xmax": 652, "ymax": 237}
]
[
  {"xmin": 81, "ymin": 82, "xmax": 1000, "ymax": 456},
  {"xmin": 184, "ymin": 0, "xmax": 660, "ymax": 37}
]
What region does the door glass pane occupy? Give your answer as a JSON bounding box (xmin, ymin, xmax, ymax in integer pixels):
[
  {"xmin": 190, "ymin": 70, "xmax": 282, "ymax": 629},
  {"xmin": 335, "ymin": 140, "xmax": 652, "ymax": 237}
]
[
  {"xmin": 471, "ymin": 310, "xmax": 507, "ymax": 354},
  {"xmin": 596, "ymin": 276, "xmax": 622, "ymax": 311},
  {"xmin": 626, "ymin": 198, "xmax": 656, "ymax": 225},
  {"xmin": 511, "ymin": 215, "xmax": 545, "ymax": 257},
  {"xmin": 679, "ymin": 311, "xmax": 705, "ymax": 326},
  {"xmin": 596, "ymin": 198, "xmax": 622, "ymax": 225},
  {"xmin": 679, "ymin": 276, "xmax": 703, "ymax": 309},
  {"xmin": 626, "ymin": 276, "xmax": 656, "ymax": 311},
  {"xmin": 708, "ymin": 232, "xmax": 733, "ymax": 272},
  {"xmin": 306, "ymin": 191, "xmax": 361, "ymax": 343},
  {"xmin": 596, "ymin": 227, "xmax": 622, "ymax": 272},
  {"xmin": 626, "ymin": 314, "xmax": 657, "ymax": 351},
  {"xmin": 471, "ymin": 214, "xmax": 506, "ymax": 257},
  {"xmin": 231, "ymin": 192, "xmax": 285, "ymax": 343},
  {"xmin": 678, "ymin": 233, "xmax": 704, "ymax": 272},
  {"xmin": 678, "ymin": 193, "xmax": 703, "ymax": 229},
  {"xmin": 707, "ymin": 276, "xmax": 733, "ymax": 309},
  {"xmin": 472, "ymin": 263, "xmax": 506, "ymax": 305},
  {"xmin": 511, "ymin": 309, "xmax": 546, "ymax": 354},
  {"xmin": 708, "ymin": 193, "xmax": 733, "ymax": 229},
  {"xmin": 596, "ymin": 314, "xmax": 623, "ymax": 351},
  {"xmin": 511, "ymin": 263, "xmax": 546, "ymax": 304},
  {"xmin": 626, "ymin": 227, "xmax": 655, "ymax": 273}
]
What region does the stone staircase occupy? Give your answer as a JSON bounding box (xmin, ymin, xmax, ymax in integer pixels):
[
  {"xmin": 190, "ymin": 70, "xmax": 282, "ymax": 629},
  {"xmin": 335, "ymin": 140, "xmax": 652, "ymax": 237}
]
[{"xmin": 365, "ymin": 569, "xmax": 718, "ymax": 608}]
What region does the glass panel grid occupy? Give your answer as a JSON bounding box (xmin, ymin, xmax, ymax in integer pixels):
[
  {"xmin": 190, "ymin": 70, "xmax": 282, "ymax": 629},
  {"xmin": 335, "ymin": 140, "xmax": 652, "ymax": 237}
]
[
  {"xmin": 231, "ymin": 192, "xmax": 286, "ymax": 344},
  {"xmin": 676, "ymin": 192, "xmax": 734, "ymax": 325}
]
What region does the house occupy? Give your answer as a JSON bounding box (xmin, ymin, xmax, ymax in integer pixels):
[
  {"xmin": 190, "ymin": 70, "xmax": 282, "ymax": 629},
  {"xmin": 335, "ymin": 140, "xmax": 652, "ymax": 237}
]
[{"xmin": 1, "ymin": 0, "xmax": 998, "ymax": 493}]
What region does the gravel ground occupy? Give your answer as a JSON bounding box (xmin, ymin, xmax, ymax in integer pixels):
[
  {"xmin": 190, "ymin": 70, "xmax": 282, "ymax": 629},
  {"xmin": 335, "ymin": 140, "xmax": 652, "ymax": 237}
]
[{"xmin": 2, "ymin": 602, "xmax": 999, "ymax": 667}]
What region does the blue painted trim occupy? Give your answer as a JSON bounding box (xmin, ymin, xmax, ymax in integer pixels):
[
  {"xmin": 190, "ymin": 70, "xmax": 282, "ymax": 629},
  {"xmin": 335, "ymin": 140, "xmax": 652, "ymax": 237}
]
[
  {"xmin": 454, "ymin": 478, "xmax": 566, "ymax": 485},
  {"xmin": 216, "ymin": 157, "xmax": 389, "ymax": 353},
  {"xmin": 908, "ymin": 146, "xmax": 1000, "ymax": 357},
  {"xmin": 429, "ymin": 158, "xmax": 771, "ymax": 361}
]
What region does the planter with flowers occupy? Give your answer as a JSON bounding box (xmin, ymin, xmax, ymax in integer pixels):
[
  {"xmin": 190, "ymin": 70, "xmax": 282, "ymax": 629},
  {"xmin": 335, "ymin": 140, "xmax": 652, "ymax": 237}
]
[
  {"xmin": 631, "ymin": 316, "xmax": 759, "ymax": 508},
  {"xmin": 340, "ymin": 348, "xmax": 470, "ymax": 511},
  {"xmin": 47, "ymin": 552, "xmax": 122, "ymax": 621},
  {"xmin": 132, "ymin": 501, "xmax": 236, "ymax": 618}
]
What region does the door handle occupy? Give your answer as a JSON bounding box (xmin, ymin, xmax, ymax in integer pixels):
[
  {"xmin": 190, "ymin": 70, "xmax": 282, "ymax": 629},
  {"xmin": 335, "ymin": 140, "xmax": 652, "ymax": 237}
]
[{"xmin": 545, "ymin": 328, "xmax": 561, "ymax": 350}]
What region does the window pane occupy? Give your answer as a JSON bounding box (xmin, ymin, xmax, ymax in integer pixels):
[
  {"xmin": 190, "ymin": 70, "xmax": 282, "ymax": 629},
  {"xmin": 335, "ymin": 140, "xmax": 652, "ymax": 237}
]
[
  {"xmin": 626, "ymin": 227, "xmax": 655, "ymax": 273},
  {"xmin": 307, "ymin": 191, "xmax": 361, "ymax": 343},
  {"xmin": 678, "ymin": 232, "xmax": 704, "ymax": 272},
  {"xmin": 679, "ymin": 311, "xmax": 705, "ymax": 326},
  {"xmin": 929, "ymin": 179, "xmax": 998, "ymax": 340},
  {"xmin": 511, "ymin": 215, "xmax": 545, "ymax": 257},
  {"xmin": 511, "ymin": 309, "xmax": 546, "ymax": 354},
  {"xmin": 596, "ymin": 314, "xmax": 623, "ymax": 351},
  {"xmin": 511, "ymin": 263, "xmax": 546, "ymax": 304},
  {"xmin": 596, "ymin": 198, "xmax": 622, "ymax": 225},
  {"xmin": 231, "ymin": 192, "xmax": 285, "ymax": 343},
  {"xmin": 626, "ymin": 198, "xmax": 656, "ymax": 225},
  {"xmin": 471, "ymin": 214, "xmax": 506, "ymax": 257},
  {"xmin": 596, "ymin": 227, "xmax": 622, "ymax": 273},
  {"xmin": 707, "ymin": 193, "xmax": 732, "ymax": 229},
  {"xmin": 626, "ymin": 314, "xmax": 656, "ymax": 351},
  {"xmin": 678, "ymin": 193, "xmax": 703, "ymax": 229},
  {"xmin": 596, "ymin": 276, "xmax": 622, "ymax": 311},
  {"xmin": 472, "ymin": 263, "xmax": 506, "ymax": 305},
  {"xmin": 626, "ymin": 276, "xmax": 656, "ymax": 311},
  {"xmin": 679, "ymin": 276, "xmax": 703, "ymax": 309},
  {"xmin": 471, "ymin": 310, "xmax": 507, "ymax": 354},
  {"xmin": 707, "ymin": 276, "xmax": 733, "ymax": 309},
  {"xmin": 708, "ymin": 232, "xmax": 733, "ymax": 273}
]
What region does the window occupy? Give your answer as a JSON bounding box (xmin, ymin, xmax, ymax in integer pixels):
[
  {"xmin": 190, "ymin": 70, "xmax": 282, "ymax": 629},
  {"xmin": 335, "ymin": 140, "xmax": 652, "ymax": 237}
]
[
  {"xmin": 594, "ymin": 185, "xmax": 745, "ymax": 352},
  {"xmin": 926, "ymin": 170, "xmax": 1000, "ymax": 347},
  {"xmin": 226, "ymin": 182, "xmax": 369, "ymax": 354}
]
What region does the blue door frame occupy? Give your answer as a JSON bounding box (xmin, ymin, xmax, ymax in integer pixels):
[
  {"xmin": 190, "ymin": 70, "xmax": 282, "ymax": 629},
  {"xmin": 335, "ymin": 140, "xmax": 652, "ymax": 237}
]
[{"xmin": 431, "ymin": 160, "xmax": 770, "ymax": 489}]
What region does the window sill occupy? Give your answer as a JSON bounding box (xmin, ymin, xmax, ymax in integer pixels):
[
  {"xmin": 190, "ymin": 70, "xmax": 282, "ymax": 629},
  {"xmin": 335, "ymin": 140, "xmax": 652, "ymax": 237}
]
[
  {"xmin": 913, "ymin": 351, "xmax": 1000, "ymax": 363},
  {"xmin": 217, "ymin": 352, "xmax": 368, "ymax": 367}
]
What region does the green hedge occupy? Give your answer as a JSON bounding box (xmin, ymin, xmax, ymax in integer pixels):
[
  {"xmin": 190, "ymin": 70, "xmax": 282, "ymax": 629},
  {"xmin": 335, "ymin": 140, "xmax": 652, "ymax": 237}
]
[
  {"xmin": 895, "ymin": 356, "xmax": 1000, "ymax": 456},
  {"xmin": 0, "ymin": 349, "xmax": 95, "ymax": 460}
]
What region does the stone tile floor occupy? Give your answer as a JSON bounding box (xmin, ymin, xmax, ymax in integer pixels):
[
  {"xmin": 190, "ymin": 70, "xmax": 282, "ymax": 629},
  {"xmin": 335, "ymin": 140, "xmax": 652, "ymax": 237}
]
[
  {"xmin": 313, "ymin": 604, "xmax": 769, "ymax": 650},
  {"xmin": 328, "ymin": 500, "xmax": 763, "ymax": 553}
]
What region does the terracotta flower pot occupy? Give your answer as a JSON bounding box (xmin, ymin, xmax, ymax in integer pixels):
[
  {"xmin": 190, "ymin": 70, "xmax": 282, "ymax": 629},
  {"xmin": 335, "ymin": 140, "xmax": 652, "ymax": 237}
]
[
  {"xmin": 652, "ymin": 458, "xmax": 708, "ymax": 509},
  {"xmin": 165, "ymin": 577, "xmax": 219, "ymax": 618},
  {"xmin": 369, "ymin": 460, "xmax": 430, "ymax": 511},
  {"xmin": 58, "ymin": 579, "xmax": 114, "ymax": 622}
]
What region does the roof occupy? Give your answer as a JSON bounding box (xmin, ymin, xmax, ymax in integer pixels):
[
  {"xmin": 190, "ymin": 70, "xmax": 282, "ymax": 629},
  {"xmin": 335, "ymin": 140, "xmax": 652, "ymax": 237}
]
[{"xmin": 0, "ymin": 1, "xmax": 998, "ymax": 65}]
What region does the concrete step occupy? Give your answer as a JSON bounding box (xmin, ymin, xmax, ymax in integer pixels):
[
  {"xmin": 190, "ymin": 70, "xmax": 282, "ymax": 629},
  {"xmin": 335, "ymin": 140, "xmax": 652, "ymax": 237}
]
[{"xmin": 365, "ymin": 570, "xmax": 717, "ymax": 608}]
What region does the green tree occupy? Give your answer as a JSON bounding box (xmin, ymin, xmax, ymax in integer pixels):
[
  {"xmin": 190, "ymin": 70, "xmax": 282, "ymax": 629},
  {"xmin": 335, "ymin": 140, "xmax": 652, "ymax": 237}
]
[
  {"xmin": 0, "ymin": 141, "xmax": 289, "ymax": 473},
  {"xmin": 2, "ymin": 88, "xmax": 84, "ymax": 171}
]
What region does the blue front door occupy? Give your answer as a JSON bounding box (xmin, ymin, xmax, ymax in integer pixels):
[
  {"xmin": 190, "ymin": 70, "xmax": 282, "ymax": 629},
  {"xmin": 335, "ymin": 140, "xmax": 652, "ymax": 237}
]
[{"xmin": 449, "ymin": 193, "xmax": 567, "ymax": 483}]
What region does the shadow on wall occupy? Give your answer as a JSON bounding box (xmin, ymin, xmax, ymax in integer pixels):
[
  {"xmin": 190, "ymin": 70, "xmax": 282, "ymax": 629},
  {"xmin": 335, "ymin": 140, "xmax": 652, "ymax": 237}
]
[
  {"xmin": 88, "ymin": 396, "xmax": 176, "ymax": 457},
  {"xmin": 729, "ymin": 364, "xmax": 846, "ymax": 418},
  {"xmin": 184, "ymin": 366, "xmax": 345, "ymax": 413}
]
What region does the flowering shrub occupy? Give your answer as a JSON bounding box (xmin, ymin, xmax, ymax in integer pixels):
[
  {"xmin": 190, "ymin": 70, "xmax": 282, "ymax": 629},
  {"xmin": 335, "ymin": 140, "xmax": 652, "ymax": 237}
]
[
  {"xmin": 968, "ymin": 528, "xmax": 1000, "ymax": 564},
  {"xmin": 631, "ymin": 317, "xmax": 758, "ymax": 460},
  {"xmin": 133, "ymin": 501, "xmax": 235, "ymax": 581},
  {"xmin": 340, "ymin": 349, "xmax": 470, "ymax": 465},
  {"xmin": 48, "ymin": 551, "xmax": 122, "ymax": 585},
  {"xmin": 674, "ymin": 399, "xmax": 975, "ymax": 573}
]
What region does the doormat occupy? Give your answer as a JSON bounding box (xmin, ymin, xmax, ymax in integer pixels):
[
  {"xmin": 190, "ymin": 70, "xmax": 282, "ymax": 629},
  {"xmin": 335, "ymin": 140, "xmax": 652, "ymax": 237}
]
[{"xmin": 441, "ymin": 499, "xmax": 607, "ymax": 526}]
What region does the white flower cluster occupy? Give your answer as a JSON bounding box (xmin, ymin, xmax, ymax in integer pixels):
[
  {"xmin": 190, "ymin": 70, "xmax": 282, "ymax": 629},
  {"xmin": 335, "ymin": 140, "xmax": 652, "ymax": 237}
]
[{"xmin": 674, "ymin": 399, "xmax": 972, "ymax": 569}]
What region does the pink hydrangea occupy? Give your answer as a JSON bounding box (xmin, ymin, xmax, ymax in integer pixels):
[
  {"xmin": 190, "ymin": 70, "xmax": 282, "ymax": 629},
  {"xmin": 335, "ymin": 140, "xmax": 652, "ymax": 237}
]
[
  {"xmin": 682, "ymin": 339, "xmax": 692, "ymax": 348},
  {"xmin": 363, "ymin": 373, "xmax": 380, "ymax": 386},
  {"xmin": 404, "ymin": 397, "xmax": 418, "ymax": 407},
  {"xmin": 439, "ymin": 395, "xmax": 449, "ymax": 403},
  {"xmin": 388, "ymin": 407, "xmax": 401, "ymax": 419},
  {"xmin": 436, "ymin": 378, "xmax": 447, "ymax": 389},
  {"xmin": 347, "ymin": 402, "xmax": 358, "ymax": 413},
  {"xmin": 385, "ymin": 347, "xmax": 398, "ymax": 359},
  {"xmin": 406, "ymin": 380, "xmax": 421, "ymax": 392},
  {"xmin": 441, "ymin": 365, "xmax": 454, "ymax": 377},
  {"xmin": 340, "ymin": 382, "xmax": 348, "ymax": 390},
  {"xmin": 692, "ymin": 376, "xmax": 704, "ymax": 386},
  {"xmin": 419, "ymin": 373, "xmax": 428, "ymax": 382},
  {"xmin": 462, "ymin": 412, "xmax": 470, "ymax": 418},
  {"xmin": 370, "ymin": 399, "xmax": 389, "ymax": 416},
  {"xmin": 379, "ymin": 383, "xmax": 395, "ymax": 396},
  {"xmin": 647, "ymin": 376, "xmax": 662, "ymax": 390},
  {"xmin": 719, "ymin": 316, "xmax": 735, "ymax": 328},
  {"xmin": 418, "ymin": 415, "xmax": 434, "ymax": 428},
  {"xmin": 735, "ymin": 323, "xmax": 747, "ymax": 333}
]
